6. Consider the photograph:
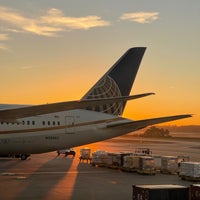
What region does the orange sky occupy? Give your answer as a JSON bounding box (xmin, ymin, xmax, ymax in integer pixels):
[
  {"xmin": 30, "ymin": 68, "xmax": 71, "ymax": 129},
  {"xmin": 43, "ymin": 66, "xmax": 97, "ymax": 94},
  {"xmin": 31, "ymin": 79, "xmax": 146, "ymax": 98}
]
[{"xmin": 0, "ymin": 1, "xmax": 199, "ymax": 126}]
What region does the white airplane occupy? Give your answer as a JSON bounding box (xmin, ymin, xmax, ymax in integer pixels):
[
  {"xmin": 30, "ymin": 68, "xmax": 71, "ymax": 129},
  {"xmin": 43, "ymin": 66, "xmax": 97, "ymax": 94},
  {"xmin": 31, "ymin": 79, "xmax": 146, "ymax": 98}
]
[{"xmin": 0, "ymin": 47, "xmax": 191, "ymax": 160}]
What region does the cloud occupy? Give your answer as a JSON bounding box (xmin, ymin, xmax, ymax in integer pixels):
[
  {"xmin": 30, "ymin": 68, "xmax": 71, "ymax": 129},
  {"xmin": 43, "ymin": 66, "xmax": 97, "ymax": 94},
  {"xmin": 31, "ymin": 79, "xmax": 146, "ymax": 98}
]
[
  {"xmin": 20, "ymin": 66, "xmax": 36, "ymax": 70},
  {"xmin": 0, "ymin": 33, "xmax": 9, "ymax": 41},
  {"xmin": 0, "ymin": 34, "xmax": 9, "ymax": 51},
  {"xmin": 0, "ymin": 43, "xmax": 9, "ymax": 51},
  {"xmin": 41, "ymin": 8, "xmax": 110, "ymax": 30},
  {"xmin": 120, "ymin": 12, "xmax": 159, "ymax": 23},
  {"xmin": 0, "ymin": 7, "xmax": 110, "ymax": 37},
  {"xmin": 19, "ymin": 64, "xmax": 44, "ymax": 70}
]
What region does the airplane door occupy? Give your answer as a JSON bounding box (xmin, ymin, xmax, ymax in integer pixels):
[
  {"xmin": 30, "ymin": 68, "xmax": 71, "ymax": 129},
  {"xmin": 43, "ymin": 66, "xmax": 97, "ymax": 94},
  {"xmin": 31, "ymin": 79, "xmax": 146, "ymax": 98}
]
[{"xmin": 65, "ymin": 116, "xmax": 75, "ymax": 134}]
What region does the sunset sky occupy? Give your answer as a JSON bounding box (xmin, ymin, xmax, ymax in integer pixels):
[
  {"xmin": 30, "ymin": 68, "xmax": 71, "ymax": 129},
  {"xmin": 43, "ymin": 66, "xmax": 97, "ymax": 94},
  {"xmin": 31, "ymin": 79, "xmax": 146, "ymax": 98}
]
[{"xmin": 0, "ymin": 0, "xmax": 199, "ymax": 125}]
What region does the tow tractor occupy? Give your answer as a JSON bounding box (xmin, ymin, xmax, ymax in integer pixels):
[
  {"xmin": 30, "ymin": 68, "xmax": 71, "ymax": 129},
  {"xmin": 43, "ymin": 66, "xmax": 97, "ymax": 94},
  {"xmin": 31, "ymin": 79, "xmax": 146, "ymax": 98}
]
[
  {"xmin": 57, "ymin": 148, "xmax": 76, "ymax": 157},
  {"xmin": 135, "ymin": 148, "xmax": 152, "ymax": 155}
]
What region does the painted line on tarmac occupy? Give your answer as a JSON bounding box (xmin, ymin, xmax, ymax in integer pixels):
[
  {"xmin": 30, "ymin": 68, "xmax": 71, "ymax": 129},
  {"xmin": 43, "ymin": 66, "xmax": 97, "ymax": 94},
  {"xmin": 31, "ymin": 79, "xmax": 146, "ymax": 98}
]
[{"xmin": 1, "ymin": 171, "xmax": 109, "ymax": 176}]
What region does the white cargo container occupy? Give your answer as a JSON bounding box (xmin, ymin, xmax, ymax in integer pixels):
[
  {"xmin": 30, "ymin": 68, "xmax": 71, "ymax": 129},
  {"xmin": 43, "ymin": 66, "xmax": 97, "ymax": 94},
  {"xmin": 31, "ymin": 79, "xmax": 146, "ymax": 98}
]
[
  {"xmin": 161, "ymin": 156, "xmax": 178, "ymax": 174},
  {"xmin": 180, "ymin": 162, "xmax": 200, "ymax": 180},
  {"xmin": 91, "ymin": 150, "xmax": 108, "ymax": 166},
  {"xmin": 123, "ymin": 155, "xmax": 140, "ymax": 171},
  {"xmin": 80, "ymin": 148, "xmax": 91, "ymax": 159},
  {"xmin": 107, "ymin": 152, "xmax": 131, "ymax": 168},
  {"xmin": 153, "ymin": 155, "xmax": 162, "ymax": 170},
  {"xmin": 137, "ymin": 156, "xmax": 155, "ymax": 175}
]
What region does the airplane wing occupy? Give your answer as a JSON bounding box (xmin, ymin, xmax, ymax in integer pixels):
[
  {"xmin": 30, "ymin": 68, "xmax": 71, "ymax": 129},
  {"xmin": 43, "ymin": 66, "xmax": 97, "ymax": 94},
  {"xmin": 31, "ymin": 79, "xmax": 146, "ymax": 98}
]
[
  {"xmin": 107, "ymin": 114, "xmax": 192, "ymax": 132},
  {"xmin": 0, "ymin": 93, "xmax": 154, "ymax": 121}
]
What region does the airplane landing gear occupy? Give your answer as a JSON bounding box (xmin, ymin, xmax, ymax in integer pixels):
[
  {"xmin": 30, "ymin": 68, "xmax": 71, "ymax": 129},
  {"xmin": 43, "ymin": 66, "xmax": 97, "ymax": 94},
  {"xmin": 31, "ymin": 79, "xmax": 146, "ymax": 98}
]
[{"xmin": 20, "ymin": 154, "xmax": 30, "ymax": 160}]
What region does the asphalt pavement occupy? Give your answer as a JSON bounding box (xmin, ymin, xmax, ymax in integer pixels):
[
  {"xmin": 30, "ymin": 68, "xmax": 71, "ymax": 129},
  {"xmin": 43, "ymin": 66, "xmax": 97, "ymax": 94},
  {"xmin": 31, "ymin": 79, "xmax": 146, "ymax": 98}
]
[{"xmin": 0, "ymin": 136, "xmax": 199, "ymax": 200}]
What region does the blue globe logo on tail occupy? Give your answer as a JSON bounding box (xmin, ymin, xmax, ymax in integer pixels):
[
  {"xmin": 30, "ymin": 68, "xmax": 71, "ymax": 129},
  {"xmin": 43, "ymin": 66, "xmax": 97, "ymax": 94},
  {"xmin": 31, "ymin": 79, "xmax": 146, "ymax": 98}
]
[{"xmin": 85, "ymin": 75, "xmax": 123, "ymax": 115}]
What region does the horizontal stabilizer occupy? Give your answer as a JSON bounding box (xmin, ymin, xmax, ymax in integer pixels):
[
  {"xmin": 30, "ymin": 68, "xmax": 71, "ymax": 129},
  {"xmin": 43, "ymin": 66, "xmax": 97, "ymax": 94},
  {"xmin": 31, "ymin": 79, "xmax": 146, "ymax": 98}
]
[
  {"xmin": 0, "ymin": 93, "xmax": 154, "ymax": 121},
  {"xmin": 107, "ymin": 114, "xmax": 192, "ymax": 132}
]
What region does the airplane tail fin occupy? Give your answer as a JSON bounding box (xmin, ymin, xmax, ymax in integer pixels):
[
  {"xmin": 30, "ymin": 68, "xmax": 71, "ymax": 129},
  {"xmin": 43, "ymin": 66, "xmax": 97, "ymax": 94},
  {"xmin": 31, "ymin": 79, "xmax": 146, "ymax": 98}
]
[{"xmin": 81, "ymin": 47, "xmax": 146, "ymax": 115}]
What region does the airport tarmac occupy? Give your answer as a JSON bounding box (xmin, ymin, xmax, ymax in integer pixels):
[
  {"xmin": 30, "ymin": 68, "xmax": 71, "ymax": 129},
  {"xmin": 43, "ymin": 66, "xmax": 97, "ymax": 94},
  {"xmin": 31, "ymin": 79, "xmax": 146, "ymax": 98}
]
[{"xmin": 0, "ymin": 135, "xmax": 200, "ymax": 200}]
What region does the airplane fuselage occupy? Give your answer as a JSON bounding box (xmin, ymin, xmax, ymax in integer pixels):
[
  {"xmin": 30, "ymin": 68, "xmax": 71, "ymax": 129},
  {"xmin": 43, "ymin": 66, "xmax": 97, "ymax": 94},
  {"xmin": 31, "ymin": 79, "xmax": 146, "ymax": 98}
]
[{"xmin": 0, "ymin": 105, "xmax": 131, "ymax": 156}]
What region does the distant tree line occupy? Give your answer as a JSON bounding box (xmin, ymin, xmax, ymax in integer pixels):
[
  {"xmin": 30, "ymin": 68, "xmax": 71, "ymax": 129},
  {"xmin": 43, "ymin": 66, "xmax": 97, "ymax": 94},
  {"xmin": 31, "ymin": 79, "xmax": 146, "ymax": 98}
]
[
  {"xmin": 141, "ymin": 126, "xmax": 171, "ymax": 138},
  {"xmin": 159, "ymin": 125, "xmax": 200, "ymax": 133}
]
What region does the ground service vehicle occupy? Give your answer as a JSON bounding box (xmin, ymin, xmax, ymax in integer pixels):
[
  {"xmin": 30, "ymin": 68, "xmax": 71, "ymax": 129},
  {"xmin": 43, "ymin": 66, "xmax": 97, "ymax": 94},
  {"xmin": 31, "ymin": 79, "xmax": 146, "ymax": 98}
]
[{"xmin": 57, "ymin": 149, "xmax": 76, "ymax": 157}]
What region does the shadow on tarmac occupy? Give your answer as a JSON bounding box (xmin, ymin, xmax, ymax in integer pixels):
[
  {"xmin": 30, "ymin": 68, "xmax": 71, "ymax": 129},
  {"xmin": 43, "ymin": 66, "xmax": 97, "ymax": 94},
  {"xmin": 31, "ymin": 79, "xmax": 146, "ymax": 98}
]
[{"xmin": 15, "ymin": 155, "xmax": 74, "ymax": 200}]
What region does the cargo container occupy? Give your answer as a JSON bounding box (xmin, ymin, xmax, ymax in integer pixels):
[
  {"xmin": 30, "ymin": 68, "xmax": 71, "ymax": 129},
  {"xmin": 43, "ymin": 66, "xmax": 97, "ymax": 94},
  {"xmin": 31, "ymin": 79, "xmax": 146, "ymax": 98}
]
[
  {"xmin": 79, "ymin": 148, "xmax": 91, "ymax": 163},
  {"xmin": 122, "ymin": 155, "xmax": 140, "ymax": 171},
  {"xmin": 91, "ymin": 150, "xmax": 109, "ymax": 166},
  {"xmin": 137, "ymin": 156, "xmax": 155, "ymax": 175},
  {"xmin": 153, "ymin": 155, "xmax": 162, "ymax": 171},
  {"xmin": 161, "ymin": 156, "xmax": 178, "ymax": 174},
  {"xmin": 190, "ymin": 184, "xmax": 200, "ymax": 200},
  {"xmin": 107, "ymin": 152, "xmax": 131, "ymax": 168},
  {"xmin": 132, "ymin": 184, "xmax": 189, "ymax": 200},
  {"xmin": 179, "ymin": 162, "xmax": 200, "ymax": 181},
  {"xmin": 80, "ymin": 148, "xmax": 91, "ymax": 158}
]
